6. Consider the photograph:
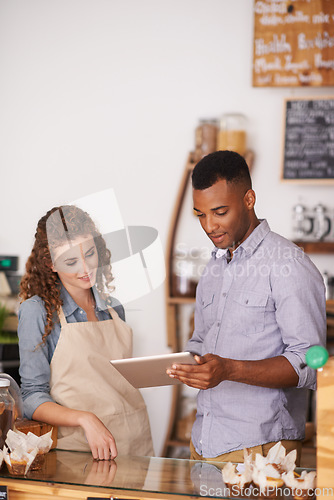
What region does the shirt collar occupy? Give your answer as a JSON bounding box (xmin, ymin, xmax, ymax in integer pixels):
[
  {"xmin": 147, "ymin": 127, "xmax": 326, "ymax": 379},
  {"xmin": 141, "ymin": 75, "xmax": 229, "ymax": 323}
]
[
  {"xmin": 239, "ymin": 219, "xmax": 270, "ymax": 256},
  {"xmin": 213, "ymin": 248, "xmax": 230, "ymax": 259},
  {"xmin": 211, "ymin": 219, "xmax": 270, "ymax": 260},
  {"xmin": 59, "ymin": 283, "xmax": 108, "ymax": 317}
]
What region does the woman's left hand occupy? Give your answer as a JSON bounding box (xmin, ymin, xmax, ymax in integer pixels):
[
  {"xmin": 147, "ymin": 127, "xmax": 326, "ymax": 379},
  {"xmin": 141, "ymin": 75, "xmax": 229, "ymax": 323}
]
[{"xmin": 78, "ymin": 411, "xmax": 118, "ymax": 460}]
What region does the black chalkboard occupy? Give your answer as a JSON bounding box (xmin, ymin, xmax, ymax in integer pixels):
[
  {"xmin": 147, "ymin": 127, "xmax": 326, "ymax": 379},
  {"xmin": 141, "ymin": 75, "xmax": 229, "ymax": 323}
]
[{"xmin": 282, "ymin": 97, "xmax": 334, "ymax": 182}]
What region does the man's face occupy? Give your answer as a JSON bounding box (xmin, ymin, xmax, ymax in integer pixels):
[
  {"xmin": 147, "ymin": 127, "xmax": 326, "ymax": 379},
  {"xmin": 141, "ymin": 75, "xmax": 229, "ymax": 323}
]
[{"xmin": 192, "ymin": 179, "xmax": 255, "ymax": 250}]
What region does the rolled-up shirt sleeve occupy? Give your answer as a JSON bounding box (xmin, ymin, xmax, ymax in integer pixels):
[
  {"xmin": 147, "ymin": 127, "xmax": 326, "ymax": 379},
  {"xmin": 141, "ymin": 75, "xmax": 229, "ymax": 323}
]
[
  {"xmin": 18, "ymin": 299, "xmax": 55, "ymax": 419},
  {"xmin": 271, "ymin": 252, "xmax": 327, "ymax": 391}
]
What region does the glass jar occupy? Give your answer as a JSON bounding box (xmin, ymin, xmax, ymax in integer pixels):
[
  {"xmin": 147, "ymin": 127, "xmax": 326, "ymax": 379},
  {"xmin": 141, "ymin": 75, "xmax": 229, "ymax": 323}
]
[
  {"xmin": 194, "ymin": 119, "xmax": 218, "ymax": 161},
  {"xmin": 217, "ymin": 113, "xmax": 247, "ymax": 155},
  {"xmin": 292, "ymin": 204, "xmax": 314, "ymax": 241},
  {"xmin": 172, "ymin": 251, "xmax": 197, "ymax": 297},
  {"xmin": 0, "ymin": 378, "xmax": 15, "ymax": 448}
]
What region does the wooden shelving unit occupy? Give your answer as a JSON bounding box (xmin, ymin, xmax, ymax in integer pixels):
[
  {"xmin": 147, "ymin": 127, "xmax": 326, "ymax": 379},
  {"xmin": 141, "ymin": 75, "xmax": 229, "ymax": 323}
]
[
  {"xmin": 293, "ymin": 241, "xmax": 334, "ymax": 254},
  {"xmin": 164, "ymin": 152, "xmax": 197, "ymax": 351},
  {"xmin": 162, "ymin": 153, "xmax": 197, "ymax": 458}
]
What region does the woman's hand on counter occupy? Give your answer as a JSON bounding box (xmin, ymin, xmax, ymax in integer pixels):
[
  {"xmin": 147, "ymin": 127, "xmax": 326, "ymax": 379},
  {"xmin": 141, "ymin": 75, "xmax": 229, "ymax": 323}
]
[
  {"xmin": 78, "ymin": 412, "xmax": 118, "ymax": 461},
  {"xmin": 32, "ymin": 402, "xmax": 118, "ymax": 461}
]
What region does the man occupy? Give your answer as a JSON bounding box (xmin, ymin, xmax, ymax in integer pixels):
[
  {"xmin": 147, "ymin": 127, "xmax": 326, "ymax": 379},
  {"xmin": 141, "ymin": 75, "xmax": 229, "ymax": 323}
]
[{"xmin": 167, "ymin": 150, "xmax": 326, "ymax": 464}]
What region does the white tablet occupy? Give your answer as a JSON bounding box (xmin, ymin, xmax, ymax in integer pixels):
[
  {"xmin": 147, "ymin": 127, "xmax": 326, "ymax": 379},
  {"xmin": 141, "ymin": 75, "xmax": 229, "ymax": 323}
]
[{"xmin": 110, "ymin": 352, "xmax": 196, "ymax": 388}]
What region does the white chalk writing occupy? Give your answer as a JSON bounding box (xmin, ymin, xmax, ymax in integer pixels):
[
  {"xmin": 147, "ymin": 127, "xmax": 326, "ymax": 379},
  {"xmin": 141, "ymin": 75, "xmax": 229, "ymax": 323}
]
[
  {"xmin": 313, "ymin": 12, "xmax": 330, "ymax": 23},
  {"xmin": 299, "ymin": 72, "xmax": 322, "ymax": 84},
  {"xmin": 298, "ymin": 32, "xmax": 334, "ymax": 50},
  {"xmin": 254, "ymin": 56, "xmax": 282, "ymax": 73},
  {"xmin": 255, "ymin": 34, "xmax": 291, "ymax": 56},
  {"xmin": 285, "ymin": 11, "xmax": 310, "ymax": 24},
  {"xmin": 275, "ymin": 74, "xmax": 298, "ymax": 85},
  {"xmin": 254, "ymin": 1, "xmax": 287, "ymax": 15},
  {"xmin": 284, "ymin": 55, "xmax": 309, "ymax": 73},
  {"xmin": 314, "ymin": 53, "xmax": 334, "ymax": 69}
]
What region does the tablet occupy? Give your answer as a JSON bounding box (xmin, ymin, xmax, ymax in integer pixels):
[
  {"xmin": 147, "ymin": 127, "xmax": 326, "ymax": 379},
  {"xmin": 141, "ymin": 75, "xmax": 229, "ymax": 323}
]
[{"xmin": 110, "ymin": 352, "xmax": 196, "ymax": 388}]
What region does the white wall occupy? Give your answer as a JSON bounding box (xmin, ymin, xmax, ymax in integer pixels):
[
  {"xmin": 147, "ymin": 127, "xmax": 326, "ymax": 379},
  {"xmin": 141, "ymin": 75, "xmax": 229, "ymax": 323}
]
[{"xmin": 1, "ymin": 0, "xmax": 334, "ymax": 456}]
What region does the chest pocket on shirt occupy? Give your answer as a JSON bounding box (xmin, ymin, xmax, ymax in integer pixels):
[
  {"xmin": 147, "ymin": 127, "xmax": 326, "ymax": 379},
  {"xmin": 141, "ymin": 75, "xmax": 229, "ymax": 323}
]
[
  {"xmin": 228, "ymin": 290, "xmax": 268, "ymax": 336},
  {"xmin": 201, "ymin": 291, "xmax": 215, "ymax": 329}
]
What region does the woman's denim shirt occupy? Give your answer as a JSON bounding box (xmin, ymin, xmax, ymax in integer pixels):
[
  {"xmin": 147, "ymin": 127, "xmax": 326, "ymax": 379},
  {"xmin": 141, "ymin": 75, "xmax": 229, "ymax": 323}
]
[{"xmin": 18, "ymin": 285, "xmax": 125, "ymax": 419}]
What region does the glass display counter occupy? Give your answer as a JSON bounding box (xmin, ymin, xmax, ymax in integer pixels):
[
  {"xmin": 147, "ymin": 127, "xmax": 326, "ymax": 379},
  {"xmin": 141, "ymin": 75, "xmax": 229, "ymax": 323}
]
[{"xmin": 0, "ymin": 450, "xmax": 315, "ymax": 500}]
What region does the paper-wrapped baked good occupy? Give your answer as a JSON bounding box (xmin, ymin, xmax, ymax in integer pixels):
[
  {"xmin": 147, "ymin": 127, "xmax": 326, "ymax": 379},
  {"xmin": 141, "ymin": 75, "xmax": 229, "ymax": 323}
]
[
  {"xmin": 282, "ymin": 470, "xmax": 317, "ymax": 499},
  {"xmin": 253, "ymin": 441, "xmax": 296, "ymax": 474},
  {"xmin": 5, "ymin": 428, "xmax": 53, "ymax": 470},
  {"xmin": 222, "ymin": 449, "xmax": 253, "ymax": 493},
  {"xmin": 252, "ymin": 466, "xmax": 284, "ymax": 497},
  {"xmin": 25, "ymin": 429, "xmax": 53, "ymax": 470},
  {"xmin": 3, "ymin": 444, "xmax": 38, "ymax": 476},
  {"xmin": 251, "ymin": 442, "xmax": 296, "ymax": 496}
]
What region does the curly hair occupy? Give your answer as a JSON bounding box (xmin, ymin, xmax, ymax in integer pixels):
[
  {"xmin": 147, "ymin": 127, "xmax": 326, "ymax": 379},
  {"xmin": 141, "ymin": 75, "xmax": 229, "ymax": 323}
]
[{"xmin": 20, "ymin": 205, "xmax": 114, "ymax": 344}]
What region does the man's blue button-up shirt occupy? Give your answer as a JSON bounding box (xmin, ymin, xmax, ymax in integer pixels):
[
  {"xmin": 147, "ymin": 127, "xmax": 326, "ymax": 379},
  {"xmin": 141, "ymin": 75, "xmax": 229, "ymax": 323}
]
[{"xmin": 186, "ymin": 219, "xmax": 326, "ymax": 458}]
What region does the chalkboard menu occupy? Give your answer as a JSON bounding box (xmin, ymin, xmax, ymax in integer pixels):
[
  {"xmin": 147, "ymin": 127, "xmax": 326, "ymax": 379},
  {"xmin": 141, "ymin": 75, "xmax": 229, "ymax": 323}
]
[
  {"xmin": 282, "ymin": 97, "xmax": 334, "ymax": 182},
  {"xmin": 253, "ymin": 0, "xmax": 334, "ymax": 87}
]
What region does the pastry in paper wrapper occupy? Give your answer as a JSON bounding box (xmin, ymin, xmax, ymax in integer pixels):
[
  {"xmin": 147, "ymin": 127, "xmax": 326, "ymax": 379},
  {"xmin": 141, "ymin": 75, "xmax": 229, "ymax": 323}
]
[
  {"xmin": 222, "ymin": 449, "xmax": 253, "ymax": 491},
  {"xmin": 3, "ymin": 444, "xmax": 38, "ymax": 475},
  {"xmin": 254, "ymin": 441, "xmax": 297, "ymax": 474},
  {"xmin": 282, "ymin": 470, "xmax": 316, "ymax": 499},
  {"xmin": 5, "ymin": 429, "xmax": 53, "ymax": 470},
  {"xmin": 252, "ymin": 466, "xmax": 284, "ymax": 496},
  {"xmin": 26, "ymin": 429, "xmax": 53, "ymax": 469},
  {"xmin": 252, "ymin": 442, "xmax": 296, "ymax": 496}
]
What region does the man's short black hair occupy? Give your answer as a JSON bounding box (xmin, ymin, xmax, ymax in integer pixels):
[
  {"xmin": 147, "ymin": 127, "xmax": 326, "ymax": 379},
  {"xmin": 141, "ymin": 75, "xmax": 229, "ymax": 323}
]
[{"xmin": 192, "ymin": 150, "xmax": 252, "ymax": 191}]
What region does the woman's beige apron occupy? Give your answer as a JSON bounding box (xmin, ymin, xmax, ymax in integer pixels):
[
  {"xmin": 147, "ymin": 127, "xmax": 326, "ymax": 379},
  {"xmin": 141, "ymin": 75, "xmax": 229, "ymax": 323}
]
[{"xmin": 49, "ymin": 307, "xmax": 154, "ymax": 456}]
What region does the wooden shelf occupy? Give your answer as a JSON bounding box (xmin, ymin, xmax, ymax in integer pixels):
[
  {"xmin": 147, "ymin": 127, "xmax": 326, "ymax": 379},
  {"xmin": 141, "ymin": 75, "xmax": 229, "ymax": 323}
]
[
  {"xmin": 167, "ymin": 297, "xmax": 196, "ymax": 304},
  {"xmin": 293, "ymin": 240, "xmax": 334, "ymax": 254}
]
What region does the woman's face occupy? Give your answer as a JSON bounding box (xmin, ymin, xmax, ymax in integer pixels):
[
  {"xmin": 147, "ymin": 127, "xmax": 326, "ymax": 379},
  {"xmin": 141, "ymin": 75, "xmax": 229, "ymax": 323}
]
[{"xmin": 51, "ymin": 235, "xmax": 99, "ymax": 292}]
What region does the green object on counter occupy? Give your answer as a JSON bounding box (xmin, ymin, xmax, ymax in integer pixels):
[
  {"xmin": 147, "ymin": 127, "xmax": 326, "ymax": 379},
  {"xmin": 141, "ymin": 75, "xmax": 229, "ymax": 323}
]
[{"xmin": 305, "ymin": 345, "xmax": 329, "ymax": 369}]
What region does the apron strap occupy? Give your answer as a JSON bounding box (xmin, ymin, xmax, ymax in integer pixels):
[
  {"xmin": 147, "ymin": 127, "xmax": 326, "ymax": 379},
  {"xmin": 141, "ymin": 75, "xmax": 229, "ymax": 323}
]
[
  {"xmin": 107, "ymin": 307, "xmax": 119, "ymax": 320},
  {"xmin": 58, "ymin": 307, "xmax": 68, "ymax": 328}
]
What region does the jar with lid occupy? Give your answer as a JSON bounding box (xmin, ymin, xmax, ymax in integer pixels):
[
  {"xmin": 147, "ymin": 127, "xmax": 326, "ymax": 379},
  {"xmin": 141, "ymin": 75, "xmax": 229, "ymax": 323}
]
[
  {"xmin": 194, "ymin": 119, "xmax": 219, "ymax": 161},
  {"xmin": 217, "ymin": 113, "xmax": 247, "ymax": 156},
  {"xmin": 292, "ymin": 203, "xmax": 314, "ymax": 241},
  {"xmin": 0, "ymin": 378, "xmax": 15, "ymax": 448},
  {"xmin": 172, "ymin": 250, "xmax": 197, "ymax": 298}
]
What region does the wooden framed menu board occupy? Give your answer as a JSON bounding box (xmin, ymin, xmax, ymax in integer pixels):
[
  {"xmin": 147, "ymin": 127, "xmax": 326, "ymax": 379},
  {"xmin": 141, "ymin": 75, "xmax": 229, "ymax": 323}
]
[
  {"xmin": 253, "ymin": 0, "xmax": 334, "ymax": 87},
  {"xmin": 282, "ymin": 96, "xmax": 334, "ymax": 182}
]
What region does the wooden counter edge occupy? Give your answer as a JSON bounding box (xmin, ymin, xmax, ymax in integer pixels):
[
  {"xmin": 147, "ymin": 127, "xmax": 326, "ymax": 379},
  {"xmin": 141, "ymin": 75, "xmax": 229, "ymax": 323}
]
[{"xmin": 0, "ymin": 477, "xmax": 199, "ymax": 500}]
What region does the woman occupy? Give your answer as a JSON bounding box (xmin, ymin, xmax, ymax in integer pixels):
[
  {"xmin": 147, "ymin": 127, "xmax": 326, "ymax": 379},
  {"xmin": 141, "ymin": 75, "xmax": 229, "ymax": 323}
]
[{"xmin": 18, "ymin": 205, "xmax": 153, "ymax": 460}]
